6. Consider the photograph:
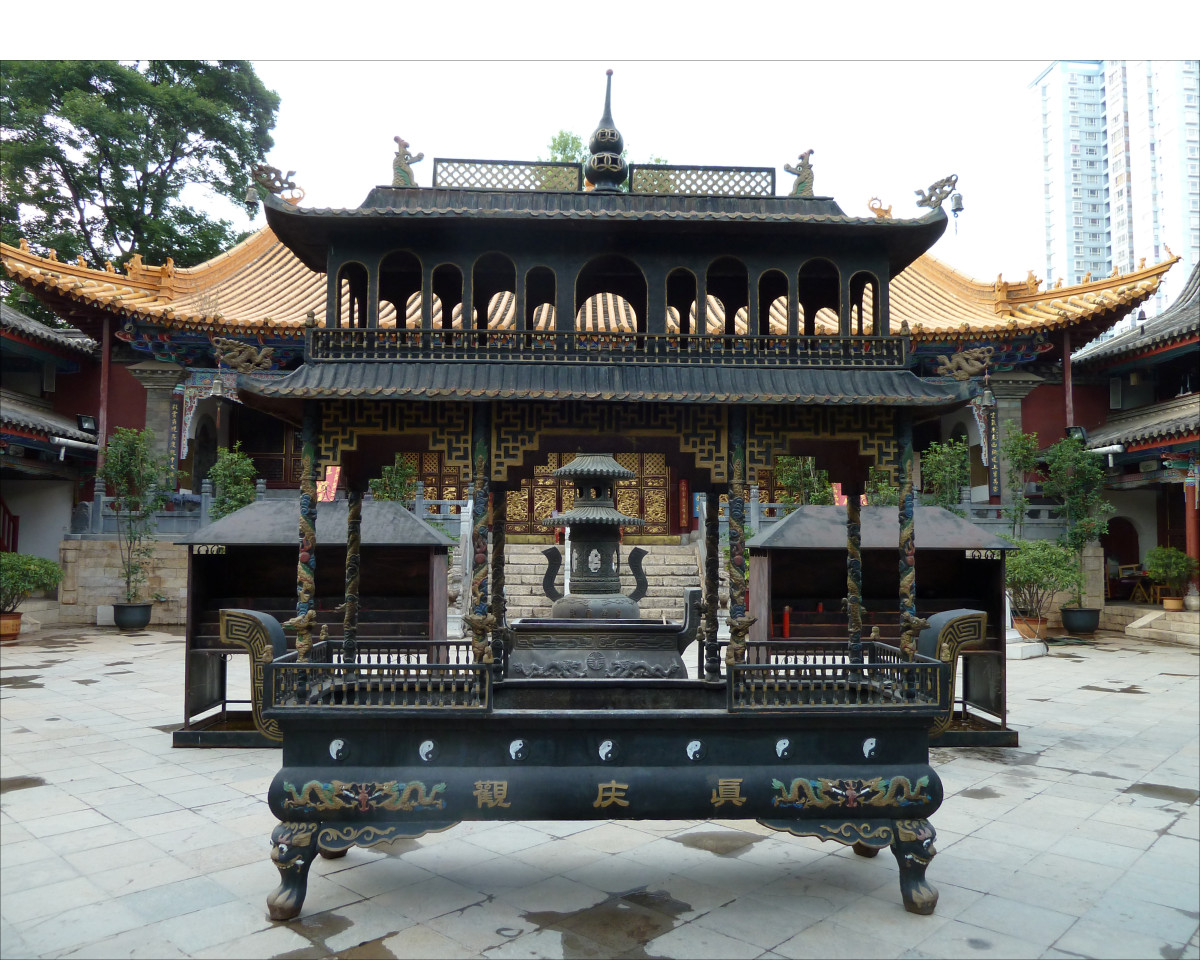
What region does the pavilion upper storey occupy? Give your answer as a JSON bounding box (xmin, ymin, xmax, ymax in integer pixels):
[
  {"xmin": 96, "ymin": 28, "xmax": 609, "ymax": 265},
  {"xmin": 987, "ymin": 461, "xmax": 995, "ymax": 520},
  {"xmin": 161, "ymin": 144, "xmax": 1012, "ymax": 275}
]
[{"xmin": 262, "ymin": 172, "xmax": 949, "ymax": 371}]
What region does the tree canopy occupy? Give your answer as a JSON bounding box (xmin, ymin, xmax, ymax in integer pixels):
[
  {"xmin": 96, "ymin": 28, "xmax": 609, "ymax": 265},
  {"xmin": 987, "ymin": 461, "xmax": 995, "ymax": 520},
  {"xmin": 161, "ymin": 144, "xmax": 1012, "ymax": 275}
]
[{"xmin": 1, "ymin": 60, "xmax": 279, "ymax": 269}]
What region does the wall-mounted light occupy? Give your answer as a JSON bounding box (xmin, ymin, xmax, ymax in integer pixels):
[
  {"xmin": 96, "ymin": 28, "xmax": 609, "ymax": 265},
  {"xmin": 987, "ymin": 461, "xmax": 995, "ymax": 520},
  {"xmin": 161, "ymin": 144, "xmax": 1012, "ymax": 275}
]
[
  {"xmin": 1066, "ymin": 425, "xmax": 1087, "ymax": 442},
  {"xmin": 76, "ymin": 414, "xmax": 98, "ymax": 433}
]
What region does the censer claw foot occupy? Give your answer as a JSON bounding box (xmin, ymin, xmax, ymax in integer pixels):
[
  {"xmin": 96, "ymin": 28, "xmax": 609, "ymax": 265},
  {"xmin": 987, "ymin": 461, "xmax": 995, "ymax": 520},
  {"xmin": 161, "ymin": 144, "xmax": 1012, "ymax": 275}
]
[
  {"xmin": 267, "ymin": 821, "xmax": 318, "ymax": 921},
  {"xmin": 852, "ymin": 841, "xmax": 881, "ymax": 858},
  {"xmin": 890, "ymin": 819, "xmax": 939, "ymax": 915}
]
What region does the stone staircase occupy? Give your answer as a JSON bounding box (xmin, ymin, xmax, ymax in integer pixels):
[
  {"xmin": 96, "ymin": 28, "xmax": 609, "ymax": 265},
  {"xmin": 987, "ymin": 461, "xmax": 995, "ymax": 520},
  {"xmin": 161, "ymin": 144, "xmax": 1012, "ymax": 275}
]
[
  {"xmin": 499, "ymin": 541, "xmax": 702, "ymax": 623},
  {"xmin": 1101, "ymin": 602, "xmax": 1199, "ymax": 647}
]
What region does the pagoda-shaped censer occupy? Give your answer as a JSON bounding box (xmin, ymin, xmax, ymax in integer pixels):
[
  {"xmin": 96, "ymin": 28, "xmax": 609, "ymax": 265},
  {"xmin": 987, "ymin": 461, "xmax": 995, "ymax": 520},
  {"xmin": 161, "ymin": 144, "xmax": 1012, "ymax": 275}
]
[
  {"xmin": 544, "ymin": 453, "xmax": 643, "ymax": 619},
  {"xmin": 507, "ymin": 453, "xmax": 699, "ymax": 680}
]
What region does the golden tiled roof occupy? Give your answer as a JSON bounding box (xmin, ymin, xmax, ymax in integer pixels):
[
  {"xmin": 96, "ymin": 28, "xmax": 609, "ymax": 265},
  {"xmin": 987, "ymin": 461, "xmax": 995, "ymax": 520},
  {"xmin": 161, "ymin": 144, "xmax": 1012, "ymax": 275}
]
[{"xmin": 0, "ymin": 233, "xmax": 1175, "ymax": 343}]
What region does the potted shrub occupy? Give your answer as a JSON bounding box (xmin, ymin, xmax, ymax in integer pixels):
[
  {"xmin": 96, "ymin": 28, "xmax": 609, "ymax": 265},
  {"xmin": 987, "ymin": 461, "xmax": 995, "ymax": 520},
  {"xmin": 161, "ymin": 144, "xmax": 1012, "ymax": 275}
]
[
  {"xmin": 1003, "ymin": 538, "xmax": 1082, "ymax": 639},
  {"xmin": 0, "ymin": 553, "xmax": 65, "ymax": 640},
  {"xmin": 207, "ymin": 441, "xmax": 259, "ymax": 520},
  {"xmin": 919, "ymin": 437, "xmax": 969, "ymax": 517},
  {"xmin": 1041, "ymin": 435, "xmax": 1113, "ymax": 635},
  {"xmin": 97, "ymin": 426, "xmax": 176, "ymax": 630},
  {"xmin": 1145, "ymin": 546, "xmax": 1199, "ymax": 612}
]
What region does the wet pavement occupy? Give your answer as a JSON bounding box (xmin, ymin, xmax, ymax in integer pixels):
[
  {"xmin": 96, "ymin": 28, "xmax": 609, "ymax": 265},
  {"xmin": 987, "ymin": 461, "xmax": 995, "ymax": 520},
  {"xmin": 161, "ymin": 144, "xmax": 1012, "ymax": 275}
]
[{"xmin": 1, "ymin": 627, "xmax": 1197, "ymax": 959}]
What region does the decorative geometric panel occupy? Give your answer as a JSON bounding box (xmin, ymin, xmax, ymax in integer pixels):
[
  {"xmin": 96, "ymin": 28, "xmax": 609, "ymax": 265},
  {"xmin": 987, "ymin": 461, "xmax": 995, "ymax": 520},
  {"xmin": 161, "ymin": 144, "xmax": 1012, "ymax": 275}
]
[
  {"xmin": 748, "ymin": 407, "xmax": 899, "ymax": 485},
  {"xmin": 318, "ymin": 400, "xmax": 471, "ymax": 475},
  {"xmin": 433, "ymin": 158, "xmax": 582, "ymax": 191},
  {"xmin": 628, "ymin": 164, "xmax": 775, "ymax": 197},
  {"xmin": 492, "ymin": 402, "xmax": 725, "ymax": 484}
]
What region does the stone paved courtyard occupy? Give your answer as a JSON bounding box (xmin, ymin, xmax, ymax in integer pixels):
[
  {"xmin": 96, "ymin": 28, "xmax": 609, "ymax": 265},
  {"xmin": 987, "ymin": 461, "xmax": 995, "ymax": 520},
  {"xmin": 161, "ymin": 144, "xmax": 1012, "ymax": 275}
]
[{"xmin": 1, "ymin": 626, "xmax": 1197, "ymax": 959}]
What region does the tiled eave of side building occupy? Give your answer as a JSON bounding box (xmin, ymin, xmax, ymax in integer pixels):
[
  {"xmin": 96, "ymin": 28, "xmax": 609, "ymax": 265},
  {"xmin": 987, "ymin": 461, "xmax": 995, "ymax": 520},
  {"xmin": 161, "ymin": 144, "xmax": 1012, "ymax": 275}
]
[
  {"xmin": 1, "ymin": 302, "xmax": 97, "ymax": 357},
  {"xmin": 1072, "ymin": 261, "xmax": 1200, "ymax": 370},
  {"xmin": 1, "ymin": 227, "xmax": 1177, "ymax": 364}
]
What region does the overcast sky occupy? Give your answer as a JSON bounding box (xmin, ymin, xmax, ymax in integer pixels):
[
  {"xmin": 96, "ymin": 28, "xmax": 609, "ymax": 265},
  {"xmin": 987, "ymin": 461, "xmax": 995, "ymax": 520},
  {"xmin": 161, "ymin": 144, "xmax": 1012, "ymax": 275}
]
[
  {"xmin": 6, "ymin": 1, "xmax": 1191, "ymax": 287},
  {"xmin": 249, "ymin": 60, "xmax": 1046, "ymax": 283}
]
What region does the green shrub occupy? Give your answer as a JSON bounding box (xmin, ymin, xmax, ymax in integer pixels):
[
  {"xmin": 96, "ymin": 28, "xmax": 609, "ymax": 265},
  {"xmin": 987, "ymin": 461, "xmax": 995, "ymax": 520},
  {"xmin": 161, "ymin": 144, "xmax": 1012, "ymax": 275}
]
[
  {"xmin": 1003, "ymin": 538, "xmax": 1083, "ymax": 620},
  {"xmin": 919, "ymin": 437, "xmax": 969, "ymax": 516},
  {"xmin": 1, "ymin": 553, "xmax": 64, "ymax": 613},
  {"xmin": 369, "ymin": 453, "xmax": 417, "ymax": 502},
  {"xmin": 208, "ymin": 442, "xmax": 258, "ymax": 520}
]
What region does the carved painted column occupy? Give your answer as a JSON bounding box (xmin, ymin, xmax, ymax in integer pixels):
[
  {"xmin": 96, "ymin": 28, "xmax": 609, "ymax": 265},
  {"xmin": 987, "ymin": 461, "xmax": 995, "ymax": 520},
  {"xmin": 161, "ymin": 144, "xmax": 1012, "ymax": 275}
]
[
  {"xmin": 489, "ymin": 487, "xmax": 508, "ymax": 668},
  {"xmin": 845, "ymin": 479, "xmax": 864, "ymax": 665},
  {"xmin": 342, "ymin": 488, "xmax": 362, "ymax": 664},
  {"xmin": 897, "ymin": 411, "xmax": 925, "ymax": 661},
  {"xmin": 704, "ymin": 491, "xmax": 720, "ymax": 680},
  {"xmin": 286, "ymin": 400, "xmax": 319, "ymax": 662},
  {"xmin": 725, "ymin": 407, "xmax": 755, "ymax": 667},
  {"xmin": 465, "ymin": 404, "xmax": 494, "ymax": 664}
]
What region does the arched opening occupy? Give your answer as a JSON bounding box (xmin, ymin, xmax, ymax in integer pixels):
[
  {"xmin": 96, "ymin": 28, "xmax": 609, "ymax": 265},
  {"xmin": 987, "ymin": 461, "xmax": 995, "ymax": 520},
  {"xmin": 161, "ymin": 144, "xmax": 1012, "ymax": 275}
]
[
  {"xmin": 797, "ymin": 259, "xmax": 840, "ymax": 337},
  {"xmin": 849, "ymin": 271, "xmax": 881, "ymax": 336},
  {"xmin": 1101, "ymin": 516, "xmax": 1140, "ymax": 568},
  {"xmin": 525, "ymin": 266, "xmax": 556, "ymax": 333},
  {"xmin": 758, "ymin": 269, "xmax": 789, "ymax": 337},
  {"xmin": 431, "ymin": 263, "xmax": 463, "ymax": 332},
  {"xmin": 379, "ymin": 251, "xmax": 422, "ymax": 331},
  {"xmin": 576, "ymin": 293, "xmax": 638, "ymax": 333},
  {"xmin": 575, "ymin": 255, "xmax": 647, "ymax": 333},
  {"xmin": 666, "ymin": 268, "xmax": 697, "ymax": 336},
  {"xmin": 472, "ymin": 253, "xmax": 517, "ymax": 332},
  {"xmin": 707, "ymin": 257, "xmax": 748, "ymax": 337},
  {"xmin": 335, "ymin": 261, "xmax": 369, "ymax": 329}
]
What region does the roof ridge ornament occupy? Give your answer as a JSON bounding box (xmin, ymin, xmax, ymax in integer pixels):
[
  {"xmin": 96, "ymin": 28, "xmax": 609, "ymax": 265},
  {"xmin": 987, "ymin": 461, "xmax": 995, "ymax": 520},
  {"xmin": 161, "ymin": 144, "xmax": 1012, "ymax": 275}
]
[
  {"xmin": 784, "ymin": 150, "xmax": 815, "ymax": 197},
  {"xmin": 392, "ymin": 137, "xmax": 424, "ymax": 188},
  {"xmin": 252, "ymin": 164, "xmax": 305, "ymax": 204},
  {"xmin": 914, "ymin": 174, "xmax": 958, "ymax": 210},
  {"xmin": 868, "ymin": 197, "xmax": 892, "ymax": 219},
  {"xmin": 585, "ymin": 70, "xmax": 627, "ymax": 193}
]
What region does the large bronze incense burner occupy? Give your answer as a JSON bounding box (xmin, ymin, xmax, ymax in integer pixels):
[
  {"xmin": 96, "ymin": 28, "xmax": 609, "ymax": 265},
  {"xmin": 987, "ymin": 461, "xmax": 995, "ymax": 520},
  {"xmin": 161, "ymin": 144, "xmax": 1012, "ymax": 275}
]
[{"xmin": 228, "ymin": 71, "xmax": 1003, "ymax": 925}]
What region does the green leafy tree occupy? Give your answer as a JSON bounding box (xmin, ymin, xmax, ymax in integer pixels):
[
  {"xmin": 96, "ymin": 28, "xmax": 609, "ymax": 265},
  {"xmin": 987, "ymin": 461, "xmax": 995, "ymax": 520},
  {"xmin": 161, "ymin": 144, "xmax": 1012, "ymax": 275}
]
[
  {"xmin": 774, "ymin": 456, "xmax": 835, "ymax": 506},
  {"xmin": 369, "ymin": 454, "xmax": 418, "ymax": 502},
  {"xmin": 97, "ymin": 427, "xmax": 177, "ymax": 602},
  {"xmin": 1, "ymin": 553, "xmax": 64, "ymax": 613},
  {"xmin": 1, "ymin": 60, "xmax": 279, "ymax": 268},
  {"xmin": 1145, "ymin": 546, "xmax": 1199, "ymax": 598},
  {"xmin": 541, "ymin": 130, "xmax": 587, "ymax": 165},
  {"xmin": 1000, "ymin": 421, "xmax": 1041, "ymax": 538},
  {"xmin": 919, "ymin": 437, "xmax": 969, "ymax": 516},
  {"xmin": 865, "ymin": 466, "xmax": 900, "ymax": 507},
  {"xmin": 1041, "ymin": 435, "xmax": 1113, "ymax": 608},
  {"xmin": 207, "ymin": 442, "xmax": 258, "ymax": 520}
]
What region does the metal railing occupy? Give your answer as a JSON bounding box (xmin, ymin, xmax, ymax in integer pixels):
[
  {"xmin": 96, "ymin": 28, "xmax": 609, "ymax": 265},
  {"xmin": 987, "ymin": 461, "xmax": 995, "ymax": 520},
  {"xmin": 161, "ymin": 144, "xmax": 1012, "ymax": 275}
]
[{"xmin": 307, "ymin": 327, "xmax": 907, "ymax": 369}]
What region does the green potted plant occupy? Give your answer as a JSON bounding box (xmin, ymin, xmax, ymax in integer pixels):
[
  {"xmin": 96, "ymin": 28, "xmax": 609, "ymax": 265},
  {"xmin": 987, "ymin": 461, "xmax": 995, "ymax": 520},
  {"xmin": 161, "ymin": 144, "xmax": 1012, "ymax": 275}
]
[
  {"xmin": 1000, "ymin": 421, "xmax": 1040, "ymax": 539},
  {"xmin": 97, "ymin": 426, "xmax": 176, "ymax": 630},
  {"xmin": 1, "ymin": 553, "xmax": 64, "ymax": 641},
  {"xmin": 1041, "ymin": 435, "xmax": 1113, "ymax": 635},
  {"xmin": 1145, "ymin": 546, "xmax": 1199, "ymax": 612},
  {"xmin": 1003, "ymin": 538, "xmax": 1083, "ymax": 639}
]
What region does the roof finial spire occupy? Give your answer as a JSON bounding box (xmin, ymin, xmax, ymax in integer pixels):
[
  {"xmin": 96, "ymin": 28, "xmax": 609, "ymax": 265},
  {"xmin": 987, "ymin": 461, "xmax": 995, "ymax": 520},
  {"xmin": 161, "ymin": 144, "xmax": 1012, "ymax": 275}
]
[{"xmin": 585, "ymin": 70, "xmax": 627, "ymax": 193}]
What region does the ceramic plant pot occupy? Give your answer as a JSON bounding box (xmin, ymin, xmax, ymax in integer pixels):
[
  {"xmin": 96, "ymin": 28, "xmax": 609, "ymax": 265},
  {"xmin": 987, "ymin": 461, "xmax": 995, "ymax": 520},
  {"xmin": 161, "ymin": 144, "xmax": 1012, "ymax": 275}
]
[{"xmin": 113, "ymin": 602, "xmax": 153, "ymax": 631}]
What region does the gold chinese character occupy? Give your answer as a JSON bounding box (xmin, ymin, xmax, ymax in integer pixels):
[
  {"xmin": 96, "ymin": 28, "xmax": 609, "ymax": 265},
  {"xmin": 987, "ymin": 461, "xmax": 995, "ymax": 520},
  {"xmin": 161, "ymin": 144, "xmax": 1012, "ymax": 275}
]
[
  {"xmin": 593, "ymin": 780, "xmax": 630, "ymax": 808},
  {"xmin": 473, "ymin": 780, "xmax": 511, "ymax": 809},
  {"xmin": 711, "ymin": 778, "xmax": 747, "ymax": 808}
]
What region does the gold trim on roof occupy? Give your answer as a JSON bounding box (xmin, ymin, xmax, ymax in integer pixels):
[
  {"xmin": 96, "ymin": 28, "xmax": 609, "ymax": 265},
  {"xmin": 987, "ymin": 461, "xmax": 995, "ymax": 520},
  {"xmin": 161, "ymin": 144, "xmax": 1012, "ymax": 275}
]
[{"xmin": 1, "ymin": 235, "xmax": 1177, "ymax": 344}]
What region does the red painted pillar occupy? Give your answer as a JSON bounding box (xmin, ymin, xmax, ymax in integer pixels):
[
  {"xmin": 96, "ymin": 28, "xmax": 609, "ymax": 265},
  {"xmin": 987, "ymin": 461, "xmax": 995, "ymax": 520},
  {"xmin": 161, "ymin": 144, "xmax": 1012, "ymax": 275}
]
[
  {"xmin": 1062, "ymin": 329, "xmax": 1074, "ymax": 430},
  {"xmin": 95, "ymin": 315, "xmax": 111, "ymax": 496},
  {"xmin": 1186, "ymin": 477, "xmax": 1199, "ymax": 588}
]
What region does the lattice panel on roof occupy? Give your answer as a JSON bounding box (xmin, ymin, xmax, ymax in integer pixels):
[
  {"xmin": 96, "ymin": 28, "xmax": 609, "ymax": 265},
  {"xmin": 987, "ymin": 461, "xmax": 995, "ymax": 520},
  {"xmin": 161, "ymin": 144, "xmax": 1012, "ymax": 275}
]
[
  {"xmin": 629, "ymin": 164, "xmax": 775, "ymax": 197},
  {"xmin": 432, "ymin": 159, "xmax": 583, "ymax": 191}
]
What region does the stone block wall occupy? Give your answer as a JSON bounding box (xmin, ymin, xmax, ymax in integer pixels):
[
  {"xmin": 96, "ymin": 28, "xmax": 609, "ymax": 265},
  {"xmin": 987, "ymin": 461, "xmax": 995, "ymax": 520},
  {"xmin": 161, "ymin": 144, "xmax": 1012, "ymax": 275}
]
[
  {"xmin": 58, "ymin": 539, "xmax": 189, "ymax": 626},
  {"xmin": 1042, "ymin": 542, "xmax": 1105, "ymax": 629}
]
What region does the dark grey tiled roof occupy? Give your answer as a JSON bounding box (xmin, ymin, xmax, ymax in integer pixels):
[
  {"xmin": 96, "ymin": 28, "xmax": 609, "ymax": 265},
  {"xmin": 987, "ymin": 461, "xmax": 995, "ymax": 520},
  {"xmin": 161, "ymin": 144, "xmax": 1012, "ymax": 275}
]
[
  {"xmin": 747, "ymin": 505, "xmax": 1012, "ymax": 551},
  {"xmin": 0, "ymin": 394, "xmax": 99, "ymax": 443},
  {"xmin": 1, "ymin": 303, "xmax": 97, "ymax": 354},
  {"xmin": 177, "ymin": 498, "xmax": 454, "ymax": 547},
  {"xmin": 239, "ymin": 362, "xmax": 973, "ymax": 407},
  {"xmin": 1085, "ymin": 394, "xmax": 1200, "ymax": 449},
  {"xmin": 1074, "ymin": 261, "xmax": 1199, "ymax": 366}
]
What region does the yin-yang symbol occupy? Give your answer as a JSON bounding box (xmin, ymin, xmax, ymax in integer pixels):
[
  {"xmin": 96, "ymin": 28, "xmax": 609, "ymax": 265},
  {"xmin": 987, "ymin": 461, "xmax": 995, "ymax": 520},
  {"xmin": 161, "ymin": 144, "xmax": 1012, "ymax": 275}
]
[
  {"xmin": 686, "ymin": 739, "xmax": 705, "ymax": 761},
  {"xmin": 328, "ymin": 738, "xmax": 347, "ymax": 761},
  {"xmin": 775, "ymin": 738, "xmax": 792, "ymax": 759},
  {"xmin": 862, "ymin": 737, "xmax": 877, "ymax": 759},
  {"xmin": 509, "ymin": 739, "xmax": 527, "ymax": 760},
  {"xmin": 419, "ymin": 739, "xmax": 437, "ymax": 762},
  {"xmin": 598, "ymin": 739, "xmax": 615, "ymax": 761}
]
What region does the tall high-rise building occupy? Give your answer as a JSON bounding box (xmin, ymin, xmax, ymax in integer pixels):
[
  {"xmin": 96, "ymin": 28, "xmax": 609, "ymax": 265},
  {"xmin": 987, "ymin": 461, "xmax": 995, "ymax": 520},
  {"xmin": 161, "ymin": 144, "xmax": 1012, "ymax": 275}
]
[{"xmin": 1035, "ymin": 60, "xmax": 1199, "ymax": 317}]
